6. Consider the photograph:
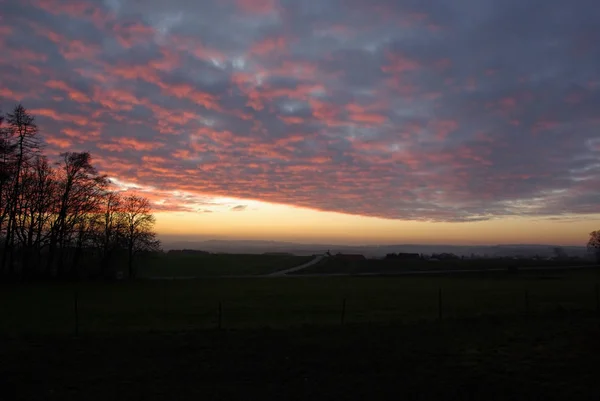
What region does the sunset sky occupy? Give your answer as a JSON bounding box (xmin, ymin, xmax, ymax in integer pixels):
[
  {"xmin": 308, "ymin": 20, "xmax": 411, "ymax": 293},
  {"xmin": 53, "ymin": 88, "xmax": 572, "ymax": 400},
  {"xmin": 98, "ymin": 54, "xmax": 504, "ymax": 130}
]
[{"xmin": 1, "ymin": 0, "xmax": 599, "ymax": 246}]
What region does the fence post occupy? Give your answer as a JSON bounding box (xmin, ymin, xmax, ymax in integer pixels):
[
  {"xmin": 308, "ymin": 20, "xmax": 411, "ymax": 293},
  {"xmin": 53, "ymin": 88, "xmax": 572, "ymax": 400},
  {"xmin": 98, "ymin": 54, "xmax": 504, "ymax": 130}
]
[
  {"xmin": 341, "ymin": 298, "xmax": 346, "ymax": 325},
  {"xmin": 525, "ymin": 289, "xmax": 530, "ymax": 316},
  {"xmin": 218, "ymin": 301, "xmax": 222, "ymax": 330},
  {"xmin": 438, "ymin": 288, "xmax": 442, "ymax": 322},
  {"xmin": 595, "ymin": 284, "xmax": 599, "ymax": 315},
  {"xmin": 162, "ymin": 279, "xmax": 167, "ymax": 327},
  {"xmin": 73, "ymin": 286, "xmax": 79, "ymax": 336}
]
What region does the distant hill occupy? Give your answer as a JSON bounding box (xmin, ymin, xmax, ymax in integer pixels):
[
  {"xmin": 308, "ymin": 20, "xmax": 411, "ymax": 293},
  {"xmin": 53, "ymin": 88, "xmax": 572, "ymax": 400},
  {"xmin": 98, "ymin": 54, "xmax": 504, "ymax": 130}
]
[{"xmin": 159, "ymin": 239, "xmax": 590, "ymax": 258}]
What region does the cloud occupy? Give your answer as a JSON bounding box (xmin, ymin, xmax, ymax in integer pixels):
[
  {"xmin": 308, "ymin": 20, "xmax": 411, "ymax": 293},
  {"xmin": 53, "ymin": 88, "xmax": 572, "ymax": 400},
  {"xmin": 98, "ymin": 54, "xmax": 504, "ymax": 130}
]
[
  {"xmin": 231, "ymin": 205, "xmax": 248, "ymax": 211},
  {"xmin": 0, "ymin": 0, "xmax": 599, "ymax": 222}
]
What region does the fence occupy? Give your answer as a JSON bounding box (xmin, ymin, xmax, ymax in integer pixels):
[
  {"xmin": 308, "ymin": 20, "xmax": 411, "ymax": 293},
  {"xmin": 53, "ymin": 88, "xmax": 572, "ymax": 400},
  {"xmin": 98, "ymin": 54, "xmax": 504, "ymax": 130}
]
[{"xmin": 1, "ymin": 280, "xmax": 599, "ymax": 335}]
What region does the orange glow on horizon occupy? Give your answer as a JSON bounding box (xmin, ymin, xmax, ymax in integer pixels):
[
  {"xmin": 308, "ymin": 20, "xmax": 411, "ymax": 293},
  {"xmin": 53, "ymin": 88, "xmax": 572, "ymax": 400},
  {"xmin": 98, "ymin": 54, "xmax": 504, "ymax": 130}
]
[{"xmin": 153, "ymin": 201, "xmax": 600, "ymax": 246}]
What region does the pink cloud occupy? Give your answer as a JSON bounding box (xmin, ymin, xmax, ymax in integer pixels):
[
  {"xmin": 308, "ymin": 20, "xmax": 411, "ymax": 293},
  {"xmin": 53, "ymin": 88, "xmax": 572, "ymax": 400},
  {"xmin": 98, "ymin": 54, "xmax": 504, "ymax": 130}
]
[
  {"xmin": 112, "ymin": 21, "xmax": 156, "ymax": 49},
  {"xmin": 45, "ymin": 80, "xmax": 90, "ymax": 103},
  {"xmin": 279, "ymin": 116, "xmax": 305, "ymax": 125},
  {"xmin": 250, "ymin": 36, "xmax": 287, "ymax": 55},
  {"xmin": 30, "ymin": 108, "xmax": 90, "ymax": 127},
  {"xmin": 431, "ymin": 120, "xmax": 459, "ymax": 140},
  {"xmin": 236, "ymin": 0, "xmax": 278, "ymax": 14},
  {"xmin": 382, "ymin": 53, "xmax": 420, "ymax": 74},
  {"xmin": 532, "ymin": 120, "xmax": 559, "ymax": 135},
  {"xmin": 33, "ymin": 0, "xmax": 111, "ymax": 28},
  {"xmin": 98, "ymin": 137, "xmax": 164, "ymax": 152},
  {"xmin": 45, "ymin": 136, "xmax": 72, "ymax": 149}
]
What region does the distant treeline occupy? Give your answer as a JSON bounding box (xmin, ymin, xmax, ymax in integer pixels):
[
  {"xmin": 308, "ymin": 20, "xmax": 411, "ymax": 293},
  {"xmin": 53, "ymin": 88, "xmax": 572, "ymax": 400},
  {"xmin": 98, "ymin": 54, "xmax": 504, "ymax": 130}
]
[
  {"xmin": 0, "ymin": 104, "xmax": 159, "ymax": 281},
  {"xmin": 167, "ymin": 249, "xmax": 211, "ymax": 255}
]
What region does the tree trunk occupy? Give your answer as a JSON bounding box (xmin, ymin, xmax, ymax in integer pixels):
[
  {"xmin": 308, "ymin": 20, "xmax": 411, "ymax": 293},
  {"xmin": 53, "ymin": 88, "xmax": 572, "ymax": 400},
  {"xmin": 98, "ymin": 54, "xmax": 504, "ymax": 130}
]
[{"xmin": 128, "ymin": 245, "xmax": 134, "ymax": 279}]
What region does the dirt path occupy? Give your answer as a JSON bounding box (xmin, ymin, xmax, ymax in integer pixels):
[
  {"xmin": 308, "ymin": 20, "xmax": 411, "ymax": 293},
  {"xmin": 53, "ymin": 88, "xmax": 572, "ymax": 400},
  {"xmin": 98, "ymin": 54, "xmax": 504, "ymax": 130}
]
[{"xmin": 266, "ymin": 255, "xmax": 325, "ymax": 276}]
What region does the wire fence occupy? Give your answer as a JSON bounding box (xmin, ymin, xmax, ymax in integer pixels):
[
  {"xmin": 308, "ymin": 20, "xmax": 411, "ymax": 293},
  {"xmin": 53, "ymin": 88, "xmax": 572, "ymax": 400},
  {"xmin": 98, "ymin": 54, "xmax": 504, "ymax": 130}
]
[{"xmin": 1, "ymin": 280, "xmax": 599, "ymax": 335}]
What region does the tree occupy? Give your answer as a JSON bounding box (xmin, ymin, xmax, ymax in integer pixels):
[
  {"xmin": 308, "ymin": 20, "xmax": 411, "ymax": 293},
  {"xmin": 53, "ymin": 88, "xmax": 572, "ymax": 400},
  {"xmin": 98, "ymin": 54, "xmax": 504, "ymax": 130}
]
[
  {"xmin": 552, "ymin": 247, "xmax": 567, "ymax": 260},
  {"xmin": 14, "ymin": 155, "xmax": 56, "ymax": 276},
  {"xmin": 2, "ymin": 105, "xmax": 40, "ymax": 275},
  {"xmin": 121, "ymin": 194, "xmax": 159, "ymax": 279},
  {"xmin": 0, "ymin": 105, "xmax": 161, "ymax": 281},
  {"xmin": 0, "ymin": 110, "xmax": 14, "ymax": 241},
  {"xmin": 93, "ymin": 190, "xmax": 125, "ymax": 278},
  {"xmin": 47, "ymin": 152, "xmax": 107, "ymax": 278},
  {"xmin": 587, "ymin": 231, "xmax": 600, "ymax": 264}
]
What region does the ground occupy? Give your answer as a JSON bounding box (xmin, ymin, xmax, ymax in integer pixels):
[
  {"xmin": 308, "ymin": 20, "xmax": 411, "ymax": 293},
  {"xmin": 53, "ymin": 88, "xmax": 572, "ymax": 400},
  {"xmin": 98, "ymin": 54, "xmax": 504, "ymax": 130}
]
[
  {"xmin": 136, "ymin": 252, "xmax": 313, "ymax": 277},
  {"xmin": 1, "ymin": 314, "xmax": 600, "ymax": 400},
  {"xmin": 1, "ymin": 265, "xmax": 600, "ymax": 400},
  {"xmin": 292, "ymin": 256, "xmax": 597, "ymax": 275},
  {"xmin": 0, "ymin": 268, "xmax": 598, "ymax": 333}
]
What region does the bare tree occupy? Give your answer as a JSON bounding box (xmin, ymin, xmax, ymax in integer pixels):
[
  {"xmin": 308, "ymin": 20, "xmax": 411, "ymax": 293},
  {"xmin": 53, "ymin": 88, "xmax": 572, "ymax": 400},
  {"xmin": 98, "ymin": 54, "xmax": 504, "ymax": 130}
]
[
  {"xmin": 588, "ymin": 231, "xmax": 600, "ymax": 264},
  {"xmin": 0, "ymin": 111, "xmax": 14, "ymax": 242},
  {"xmin": 13, "ymin": 155, "xmax": 56, "ymax": 276},
  {"xmin": 552, "ymin": 247, "xmax": 567, "ymax": 260},
  {"xmin": 0, "ymin": 105, "xmax": 160, "ymax": 281},
  {"xmin": 94, "ymin": 190, "xmax": 125, "ymax": 278},
  {"xmin": 47, "ymin": 152, "xmax": 107, "ymax": 278},
  {"xmin": 121, "ymin": 194, "xmax": 159, "ymax": 279},
  {"xmin": 2, "ymin": 105, "xmax": 40, "ymax": 275}
]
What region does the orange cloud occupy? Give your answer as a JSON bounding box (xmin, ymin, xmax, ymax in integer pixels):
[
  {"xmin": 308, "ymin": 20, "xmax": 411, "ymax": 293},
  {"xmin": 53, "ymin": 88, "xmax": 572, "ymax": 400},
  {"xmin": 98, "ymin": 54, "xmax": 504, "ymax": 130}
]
[
  {"xmin": 250, "ymin": 36, "xmax": 287, "ymax": 55},
  {"xmin": 112, "ymin": 21, "xmax": 156, "ymax": 48},
  {"xmin": 382, "ymin": 53, "xmax": 420, "ymax": 74},
  {"xmin": 98, "ymin": 137, "xmax": 164, "ymax": 152},
  {"xmin": 45, "ymin": 136, "xmax": 72, "ymax": 149},
  {"xmin": 45, "ymin": 80, "xmax": 90, "ymax": 103},
  {"xmin": 346, "ymin": 103, "xmax": 388, "ymax": 125},
  {"xmin": 33, "ymin": 0, "xmax": 111, "ymax": 28},
  {"xmin": 236, "ymin": 0, "xmax": 278, "ymax": 14},
  {"xmin": 31, "ymin": 108, "xmax": 90, "ymax": 126},
  {"xmin": 279, "ymin": 116, "xmax": 305, "ymax": 124},
  {"xmin": 431, "ymin": 120, "xmax": 459, "ymax": 140}
]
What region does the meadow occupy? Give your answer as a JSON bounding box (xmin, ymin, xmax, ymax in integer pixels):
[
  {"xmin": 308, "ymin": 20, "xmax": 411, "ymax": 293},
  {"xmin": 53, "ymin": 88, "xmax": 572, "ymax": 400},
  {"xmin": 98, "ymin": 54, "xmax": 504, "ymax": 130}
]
[
  {"xmin": 1, "ymin": 267, "xmax": 598, "ymax": 335},
  {"xmin": 2, "ymin": 265, "xmax": 600, "ymax": 400},
  {"xmin": 135, "ymin": 252, "xmax": 314, "ymax": 277},
  {"xmin": 293, "ymin": 256, "xmax": 597, "ymax": 275}
]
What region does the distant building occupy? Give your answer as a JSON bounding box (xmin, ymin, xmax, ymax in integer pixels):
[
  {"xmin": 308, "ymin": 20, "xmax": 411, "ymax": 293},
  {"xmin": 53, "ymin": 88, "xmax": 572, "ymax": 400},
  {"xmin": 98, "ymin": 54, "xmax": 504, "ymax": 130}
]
[
  {"xmin": 385, "ymin": 253, "xmax": 421, "ymax": 260},
  {"xmin": 335, "ymin": 254, "xmax": 366, "ymax": 261}
]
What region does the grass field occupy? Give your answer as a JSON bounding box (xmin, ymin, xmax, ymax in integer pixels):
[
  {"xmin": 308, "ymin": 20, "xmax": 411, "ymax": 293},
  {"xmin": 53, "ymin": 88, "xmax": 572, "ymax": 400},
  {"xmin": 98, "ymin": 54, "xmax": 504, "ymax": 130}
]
[
  {"xmin": 136, "ymin": 252, "xmax": 314, "ymax": 277},
  {"xmin": 2, "ymin": 268, "xmax": 600, "ymax": 400},
  {"xmin": 1, "ymin": 268, "xmax": 599, "ymax": 335},
  {"xmin": 293, "ymin": 256, "xmax": 597, "ymax": 275},
  {"xmin": 2, "ymin": 314, "xmax": 600, "ymax": 400}
]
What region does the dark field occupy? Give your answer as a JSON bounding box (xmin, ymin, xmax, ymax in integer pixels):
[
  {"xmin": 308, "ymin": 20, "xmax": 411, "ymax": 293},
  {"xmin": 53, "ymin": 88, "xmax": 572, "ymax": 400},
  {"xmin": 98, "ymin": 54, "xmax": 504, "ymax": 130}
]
[
  {"xmin": 2, "ymin": 268, "xmax": 600, "ymax": 400},
  {"xmin": 293, "ymin": 256, "xmax": 597, "ymax": 275},
  {"xmin": 136, "ymin": 253, "xmax": 314, "ymax": 277},
  {"xmin": 2, "ymin": 314, "xmax": 600, "ymax": 400},
  {"xmin": 1, "ymin": 268, "xmax": 599, "ymax": 334}
]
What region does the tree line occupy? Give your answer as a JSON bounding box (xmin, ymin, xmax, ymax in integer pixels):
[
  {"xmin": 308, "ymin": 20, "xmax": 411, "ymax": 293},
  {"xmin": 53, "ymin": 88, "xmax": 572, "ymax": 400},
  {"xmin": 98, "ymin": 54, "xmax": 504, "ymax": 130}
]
[{"xmin": 0, "ymin": 104, "xmax": 159, "ymax": 281}]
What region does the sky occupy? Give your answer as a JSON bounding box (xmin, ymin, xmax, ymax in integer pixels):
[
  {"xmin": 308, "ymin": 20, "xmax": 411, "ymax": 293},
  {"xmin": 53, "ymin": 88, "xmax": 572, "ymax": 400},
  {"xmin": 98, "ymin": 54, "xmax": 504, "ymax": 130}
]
[{"xmin": 1, "ymin": 0, "xmax": 599, "ymax": 246}]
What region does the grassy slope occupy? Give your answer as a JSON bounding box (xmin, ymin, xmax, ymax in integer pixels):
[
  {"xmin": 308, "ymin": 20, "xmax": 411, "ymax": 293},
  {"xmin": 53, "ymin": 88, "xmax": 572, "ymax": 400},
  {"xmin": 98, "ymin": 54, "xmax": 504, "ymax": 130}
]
[
  {"xmin": 136, "ymin": 253, "xmax": 314, "ymax": 277},
  {"xmin": 1, "ymin": 314, "xmax": 600, "ymax": 401},
  {"xmin": 1, "ymin": 269, "xmax": 599, "ymax": 334}
]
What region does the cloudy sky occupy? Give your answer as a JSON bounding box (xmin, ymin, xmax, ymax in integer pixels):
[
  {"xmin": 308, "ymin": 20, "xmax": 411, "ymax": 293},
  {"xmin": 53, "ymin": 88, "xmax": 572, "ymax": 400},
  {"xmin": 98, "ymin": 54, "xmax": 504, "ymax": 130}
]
[{"xmin": 1, "ymin": 0, "xmax": 599, "ymax": 245}]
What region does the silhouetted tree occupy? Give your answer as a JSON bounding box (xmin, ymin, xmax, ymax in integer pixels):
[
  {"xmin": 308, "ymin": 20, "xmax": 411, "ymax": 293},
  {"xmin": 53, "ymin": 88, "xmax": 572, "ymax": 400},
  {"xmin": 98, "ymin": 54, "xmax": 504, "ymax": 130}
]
[
  {"xmin": 47, "ymin": 152, "xmax": 108, "ymax": 277},
  {"xmin": 587, "ymin": 231, "xmax": 600, "ymax": 263},
  {"xmin": 2, "ymin": 105, "xmax": 40, "ymax": 275},
  {"xmin": 14, "ymin": 155, "xmax": 56, "ymax": 276},
  {"xmin": 93, "ymin": 190, "xmax": 125, "ymax": 278},
  {"xmin": 121, "ymin": 194, "xmax": 160, "ymax": 279},
  {"xmin": 0, "ymin": 111, "xmax": 14, "ymax": 244},
  {"xmin": 552, "ymin": 247, "xmax": 567, "ymax": 260},
  {"xmin": 0, "ymin": 105, "xmax": 160, "ymax": 281}
]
